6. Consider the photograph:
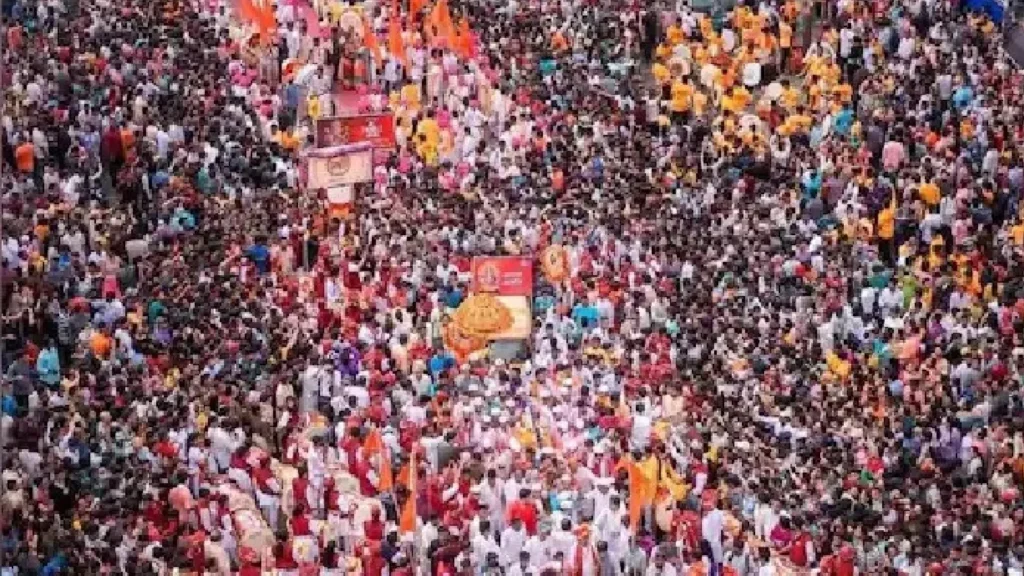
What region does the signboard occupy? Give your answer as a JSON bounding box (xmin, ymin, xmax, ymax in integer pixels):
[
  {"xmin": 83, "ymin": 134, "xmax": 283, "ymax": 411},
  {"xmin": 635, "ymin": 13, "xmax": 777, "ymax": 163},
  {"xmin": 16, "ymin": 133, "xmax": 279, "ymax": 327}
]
[
  {"xmin": 305, "ymin": 143, "xmax": 374, "ymax": 189},
  {"xmin": 470, "ymin": 256, "xmax": 534, "ymax": 297},
  {"xmin": 467, "ymin": 257, "xmax": 533, "ymax": 341},
  {"xmin": 316, "ymin": 113, "xmax": 397, "ymax": 155}
]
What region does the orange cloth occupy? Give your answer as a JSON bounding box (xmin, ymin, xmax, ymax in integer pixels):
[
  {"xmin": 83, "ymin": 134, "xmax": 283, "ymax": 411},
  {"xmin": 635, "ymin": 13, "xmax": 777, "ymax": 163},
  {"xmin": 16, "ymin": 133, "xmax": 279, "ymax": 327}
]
[
  {"xmin": 919, "ymin": 181, "xmax": 940, "ymax": 206},
  {"xmin": 409, "ymin": 0, "xmax": 425, "ymax": 27},
  {"xmin": 627, "ymin": 459, "xmax": 657, "ymax": 533},
  {"xmin": 430, "ymin": 0, "xmax": 455, "ymax": 47},
  {"xmin": 378, "ymin": 447, "xmax": 394, "ymax": 492},
  {"xmin": 14, "ymin": 142, "xmax": 34, "ymax": 173},
  {"xmin": 388, "ymin": 0, "xmax": 406, "ymax": 64},
  {"xmin": 90, "ymin": 332, "xmax": 112, "ymax": 358},
  {"xmin": 454, "ymin": 18, "xmax": 473, "ymax": 59},
  {"xmin": 363, "ymin": 17, "xmax": 382, "ymax": 64},
  {"xmin": 877, "ymin": 206, "xmax": 895, "ymax": 239},
  {"xmin": 399, "ymin": 451, "xmax": 417, "ymax": 533},
  {"xmin": 363, "ymin": 428, "xmax": 384, "ymax": 456}
]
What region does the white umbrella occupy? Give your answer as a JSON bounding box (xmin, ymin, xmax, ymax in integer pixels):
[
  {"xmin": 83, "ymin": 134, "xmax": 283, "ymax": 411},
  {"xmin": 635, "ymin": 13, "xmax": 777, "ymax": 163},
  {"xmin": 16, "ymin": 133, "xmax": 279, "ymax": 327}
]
[
  {"xmin": 742, "ymin": 62, "xmax": 762, "ymax": 87},
  {"xmin": 700, "ymin": 63, "xmax": 721, "ymax": 88}
]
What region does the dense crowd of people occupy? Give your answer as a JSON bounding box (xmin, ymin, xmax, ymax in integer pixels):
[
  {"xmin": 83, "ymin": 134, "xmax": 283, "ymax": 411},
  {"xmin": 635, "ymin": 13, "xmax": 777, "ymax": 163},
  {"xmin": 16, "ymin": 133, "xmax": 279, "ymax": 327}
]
[{"xmin": 3, "ymin": 0, "xmax": 1024, "ymax": 572}]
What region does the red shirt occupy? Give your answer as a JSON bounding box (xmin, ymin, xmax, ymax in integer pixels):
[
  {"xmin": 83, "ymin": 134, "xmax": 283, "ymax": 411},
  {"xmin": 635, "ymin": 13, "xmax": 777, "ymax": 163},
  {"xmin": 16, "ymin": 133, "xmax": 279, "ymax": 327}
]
[
  {"xmin": 293, "ymin": 477, "xmax": 309, "ymax": 507},
  {"xmin": 291, "ymin": 513, "xmax": 312, "ymax": 537},
  {"xmin": 506, "ymin": 500, "xmax": 539, "ymax": 535},
  {"xmin": 252, "ymin": 466, "xmax": 275, "ymax": 493},
  {"xmin": 364, "ymin": 519, "xmax": 385, "ymax": 542},
  {"xmin": 674, "ymin": 510, "xmax": 701, "ymax": 552}
]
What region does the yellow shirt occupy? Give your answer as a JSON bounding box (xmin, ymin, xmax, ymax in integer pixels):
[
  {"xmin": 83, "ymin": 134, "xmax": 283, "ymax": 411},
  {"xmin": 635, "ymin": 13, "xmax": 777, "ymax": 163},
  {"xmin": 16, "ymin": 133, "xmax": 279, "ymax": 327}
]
[
  {"xmin": 878, "ymin": 207, "xmax": 895, "ymax": 239},
  {"xmin": 652, "ymin": 62, "xmax": 671, "ymax": 85},
  {"xmin": 787, "ymin": 114, "xmax": 813, "ymax": 132},
  {"xmin": 667, "ymin": 25, "xmax": 685, "ymax": 46},
  {"xmin": 781, "ymin": 87, "xmax": 801, "ymax": 109},
  {"xmin": 779, "ymin": 22, "xmax": 793, "ymax": 48},
  {"xmin": 692, "ymin": 91, "xmax": 708, "ymax": 116},
  {"xmin": 670, "ymin": 82, "xmax": 693, "ymax": 112},
  {"xmin": 832, "ymin": 83, "xmax": 853, "ymax": 104},
  {"xmin": 721, "ymin": 95, "xmax": 742, "ymax": 114},
  {"xmin": 307, "ymin": 95, "xmax": 321, "ymax": 120},
  {"xmin": 417, "ymin": 141, "xmax": 438, "ymax": 166},
  {"xmin": 920, "ymin": 182, "xmax": 940, "ymax": 206},
  {"xmin": 401, "ymin": 83, "xmax": 422, "ymax": 111},
  {"xmin": 1012, "ymin": 224, "xmax": 1024, "ymax": 245},
  {"xmin": 732, "ymin": 86, "xmax": 752, "ymax": 109},
  {"xmin": 417, "ymin": 117, "xmax": 440, "ymax": 147}
]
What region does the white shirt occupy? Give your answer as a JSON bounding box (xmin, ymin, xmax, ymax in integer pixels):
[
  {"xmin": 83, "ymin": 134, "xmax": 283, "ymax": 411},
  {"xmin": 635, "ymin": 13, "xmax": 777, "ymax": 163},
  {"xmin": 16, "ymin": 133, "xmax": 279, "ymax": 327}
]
[
  {"xmin": 646, "ymin": 564, "xmax": 678, "ymax": 576},
  {"xmin": 500, "ymin": 526, "xmax": 528, "ymax": 567},
  {"xmin": 631, "ymin": 414, "xmax": 652, "ymax": 448}
]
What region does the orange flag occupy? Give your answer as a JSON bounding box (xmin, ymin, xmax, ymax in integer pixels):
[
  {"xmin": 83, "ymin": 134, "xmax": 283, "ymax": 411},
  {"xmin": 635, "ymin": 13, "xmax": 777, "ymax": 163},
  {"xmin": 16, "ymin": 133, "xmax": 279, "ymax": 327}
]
[
  {"xmin": 238, "ymin": 0, "xmax": 258, "ymax": 22},
  {"xmin": 399, "ymin": 451, "xmax": 417, "ymax": 534},
  {"xmin": 241, "ymin": 0, "xmax": 276, "ymax": 45},
  {"xmin": 627, "ymin": 460, "xmax": 657, "ymax": 533},
  {"xmin": 363, "ymin": 428, "xmax": 384, "ymax": 456},
  {"xmin": 409, "ymin": 0, "xmax": 425, "ymax": 29},
  {"xmin": 454, "ymin": 18, "xmax": 472, "ymax": 59},
  {"xmin": 388, "ymin": 0, "xmax": 406, "ymax": 64},
  {"xmin": 396, "ymin": 461, "xmax": 411, "ymax": 486},
  {"xmin": 363, "ymin": 16, "xmax": 382, "ymax": 64},
  {"xmin": 430, "ymin": 0, "xmax": 455, "ymax": 48},
  {"xmin": 378, "ymin": 447, "xmax": 394, "ymax": 492}
]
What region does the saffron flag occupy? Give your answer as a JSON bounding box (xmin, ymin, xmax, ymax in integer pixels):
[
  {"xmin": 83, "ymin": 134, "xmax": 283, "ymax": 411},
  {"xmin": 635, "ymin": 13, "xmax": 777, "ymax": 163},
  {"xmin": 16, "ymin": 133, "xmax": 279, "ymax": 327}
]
[
  {"xmin": 430, "ymin": 0, "xmax": 455, "ymax": 48},
  {"xmin": 363, "ymin": 427, "xmax": 384, "ymax": 456},
  {"xmin": 409, "ymin": 0, "xmax": 426, "ymax": 28},
  {"xmin": 399, "ymin": 451, "xmax": 417, "ymax": 534},
  {"xmin": 378, "ymin": 447, "xmax": 394, "ymax": 492},
  {"xmin": 454, "ymin": 18, "xmax": 472, "ymax": 59},
  {"xmin": 396, "ymin": 461, "xmax": 411, "ymax": 486},
  {"xmin": 627, "ymin": 459, "xmax": 657, "ymax": 533},
  {"xmin": 238, "ymin": 0, "xmax": 258, "ymax": 21},
  {"xmin": 363, "ymin": 16, "xmax": 382, "ymax": 64},
  {"xmin": 238, "ymin": 0, "xmax": 278, "ymax": 44},
  {"xmin": 388, "ymin": 0, "xmax": 406, "ymax": 64}
]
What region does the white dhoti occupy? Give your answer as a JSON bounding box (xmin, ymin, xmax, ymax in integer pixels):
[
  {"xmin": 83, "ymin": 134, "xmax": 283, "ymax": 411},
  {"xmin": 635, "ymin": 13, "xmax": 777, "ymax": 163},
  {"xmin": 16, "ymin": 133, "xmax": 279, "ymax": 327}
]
[
  {"xmin": 228, "ymin": 468, "xmax": 253, "ymax": 494},
  {"xmin": 256, "ymin": 490, "xmax": 280, "ymax": 531},
  {"xmin": 292, "ymin": 535, "xmax": 319, "ymax": 564}
]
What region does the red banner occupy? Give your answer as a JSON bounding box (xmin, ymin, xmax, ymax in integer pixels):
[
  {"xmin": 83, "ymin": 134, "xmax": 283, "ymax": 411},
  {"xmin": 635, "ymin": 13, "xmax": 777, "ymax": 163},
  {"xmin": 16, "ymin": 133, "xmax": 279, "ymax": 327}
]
[
  {"xmin": 316, "ymin": 114, "xmax": 396, "ymax": 153},
  {"xmin": 470, "ymin": 257, "xmax": 533, "ymax": 297}
]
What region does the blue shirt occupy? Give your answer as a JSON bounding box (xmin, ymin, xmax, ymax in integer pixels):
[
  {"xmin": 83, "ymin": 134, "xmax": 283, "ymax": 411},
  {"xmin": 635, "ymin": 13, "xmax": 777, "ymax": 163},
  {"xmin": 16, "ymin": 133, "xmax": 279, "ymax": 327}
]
[
  {"xmin": 42, "ymin": 553, "xmax": 66, "ymax": 576},
  {"xmin": 953, "ymin": 86, "xmax": 973, "ymax": 110},
  {"xmin": 443, "ymin": 286, "xmax": 464, "ymax": 309},
  {"xmin": 36, "ymin": 347, "xmax": 61, "ymax": 386},
  {"xmin": 571, "ymin": 304, "xmax": 599, "ymax": 328},
  {"xmin": 172, "ymin": 208, "xmax": 196, "ymax": 230},
  {"xmin": 247, "ymin": 244, "xmax": 271, "ymax": 274},
  {"xmin": 428, "ymin": 353, "xmax": 454, "ymax": 376},
  {"xmin": 834, "ymin": 108, "xmax": 854, "ymax": 136},
  {"xmin": 1, "ymin": 396, "xmax": 17, "ymax": 416}
]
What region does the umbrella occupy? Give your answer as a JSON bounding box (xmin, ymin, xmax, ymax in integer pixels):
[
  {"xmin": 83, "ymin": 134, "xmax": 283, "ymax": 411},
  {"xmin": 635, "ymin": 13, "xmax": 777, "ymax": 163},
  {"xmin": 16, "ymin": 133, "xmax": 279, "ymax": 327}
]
[{"xmin": 700, "ymin": 63, "xmax": 721, "ymax": 88}]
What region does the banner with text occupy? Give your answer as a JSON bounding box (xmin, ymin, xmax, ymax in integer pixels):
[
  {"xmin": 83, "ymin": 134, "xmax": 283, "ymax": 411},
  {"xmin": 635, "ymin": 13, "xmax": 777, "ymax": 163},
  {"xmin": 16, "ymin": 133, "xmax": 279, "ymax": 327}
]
[
  {"xmin": 305, "ymin": 143, "xmax": 374, "ymax": 189},
  {"xmin": 315, "ymin": 113, "xmax": 396, "ymax": 162},
  {"xmin": 470, "ymin": 256, "xmax": 534, "ymax": 297}
]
